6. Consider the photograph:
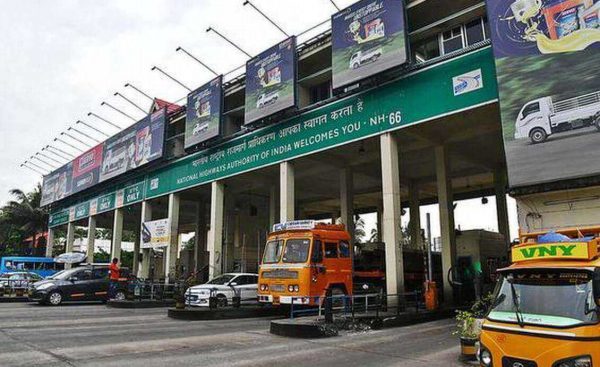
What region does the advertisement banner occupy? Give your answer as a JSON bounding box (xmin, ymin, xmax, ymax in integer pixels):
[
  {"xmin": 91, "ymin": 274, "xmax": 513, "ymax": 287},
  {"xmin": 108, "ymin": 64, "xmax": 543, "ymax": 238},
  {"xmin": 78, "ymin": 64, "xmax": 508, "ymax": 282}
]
[
  {"xmin": 40, "ymin": 162, "xmax": 73, "ymax": 207},
  {"xmin": 245, "ymin": 37, "xmax": 297, "ymax": 124},
  {"xmin": 185, "ymin": 76, "xmax": 223, "ymax": 148},
  {"xmin": 100, "ymin": 109, "xmax": 166, "ymax": 182},
  {"xmin": 141, "ymin": 218, "xmax": 170, "ymax": 249},
  {"xmin": 486, "ymin": 0, "xmax": 600, "ymax": 187},
  {"xmin": 72, "ymin": 144, "xmax": 103, "ymax": 194},
  {"xmin": 331, "ymin": 0, "xmax": 408, "ymax": 90}
]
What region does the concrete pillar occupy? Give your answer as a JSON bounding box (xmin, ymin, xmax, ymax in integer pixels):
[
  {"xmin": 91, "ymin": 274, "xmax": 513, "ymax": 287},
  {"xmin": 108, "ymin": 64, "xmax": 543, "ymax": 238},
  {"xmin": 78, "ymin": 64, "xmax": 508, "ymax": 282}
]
[
  {"xmin": 435, "ymin": 145, "xmax": 456, "ymax": 304},
  {"xmin": 208, "ymin": 181, "xmax": 224, "ymax": 279},
  {"xmin": 46, "ymin": 228, "xmax": 55, "ymax": 258},
  {"xmin": 269, "ymin": 185, "xmax": 277, "ymax": 229},
  {"xmin": 376, "ymin": 202, "xmax": 383, "ymax": 243},
  {"xmin": 380, "ymin": 133, "xmax": 404, "ymax": 296},
  {"xmin": 408, "ymin": 181, "xmax": 422, "ymax": 250},
  {"xmin": 139, "ymin": 200, "xmax": 152, "ymax": 279},
  {"xmin": 132, "ymin": 232, "xmax": 140, "ymax": 277},
  {"xmin": 111, "ymin": 208, "xmax": 123, "ymax": 262},
  {"xmin": 165, "ymin": 193, "xmax": 180, "ymax": 283},
  {"xmin": 194, "ymin": 202, "xmax": 205, "ymax": 273},
  {"xmin": 340, "ymin": 167, "xmax": 355, "ymax": 243},
  {"xmin": 280, "ymin": 161, "xmax": 295, "ymax": 222},
  {"xmin": 495, "ymin": 169, "xmax": 511, "ymax": 249},
  {"xmin": 65, "ymin": 222, "xmax": 75, "ymax": 269},
  {"xmin": 86, "ymin": 216, "xmax": 96, "ymax": 263}
]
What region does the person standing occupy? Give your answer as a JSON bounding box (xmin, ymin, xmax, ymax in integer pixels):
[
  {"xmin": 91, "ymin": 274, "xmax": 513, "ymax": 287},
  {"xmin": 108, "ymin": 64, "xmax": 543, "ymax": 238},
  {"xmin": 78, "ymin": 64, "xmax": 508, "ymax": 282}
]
[{"xmin": 108, "ymin": 258, "xmax": 120, "ymax": 299}]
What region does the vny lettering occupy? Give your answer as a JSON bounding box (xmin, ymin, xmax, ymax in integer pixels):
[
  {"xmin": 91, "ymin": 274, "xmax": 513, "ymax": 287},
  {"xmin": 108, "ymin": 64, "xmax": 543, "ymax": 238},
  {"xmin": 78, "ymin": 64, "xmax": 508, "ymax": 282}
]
[{"xmin": 519, "ymin": 245, "xmax": 578, "ymax": 258}]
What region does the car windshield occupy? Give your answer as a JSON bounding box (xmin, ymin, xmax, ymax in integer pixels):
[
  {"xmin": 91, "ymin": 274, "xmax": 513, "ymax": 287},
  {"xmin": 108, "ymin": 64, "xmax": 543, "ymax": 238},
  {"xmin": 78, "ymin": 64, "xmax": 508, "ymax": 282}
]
[
  {"xmin": 48, "ymin": 268, "xmax": 80, "ymax": 280},
  {"xmin": 206, "ymin": 274, "xmax": 236, "ymax": 285},
  {"xmin": 262, "ymin": 240, "xmax": 283, "ymax": 264},
  {"xmin": 282, "ymin": 239, "xmax": 311, "ymax": 263},
  {"xmin": 488, "ymin": 270, "xmax": 599, "ymax": 328}
]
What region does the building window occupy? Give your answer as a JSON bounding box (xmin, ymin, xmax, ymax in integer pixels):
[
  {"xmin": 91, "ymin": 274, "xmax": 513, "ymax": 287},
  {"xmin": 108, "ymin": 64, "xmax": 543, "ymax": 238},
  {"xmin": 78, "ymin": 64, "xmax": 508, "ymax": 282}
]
[
  {"xmin": 412, "ymin": 35, "xmax": 440, "ymax": 62},
  {"xmin": 441, "ymin": 26, "xmax": 464, "ymax": 54},
  {"xmin": 465, "ymin": 18, "xmax": 485, "ymax": 46},
  {"xmin": 309, "ymin": 81, "xmax": 331, "ymax": 105}
]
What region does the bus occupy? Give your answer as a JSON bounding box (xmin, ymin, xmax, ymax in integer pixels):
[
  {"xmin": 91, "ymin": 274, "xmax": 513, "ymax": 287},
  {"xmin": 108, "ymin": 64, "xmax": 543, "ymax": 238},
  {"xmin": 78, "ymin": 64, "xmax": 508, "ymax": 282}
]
[{"xmin": 0, "ymin": 257, "xmax": 63, "ymax": 278}]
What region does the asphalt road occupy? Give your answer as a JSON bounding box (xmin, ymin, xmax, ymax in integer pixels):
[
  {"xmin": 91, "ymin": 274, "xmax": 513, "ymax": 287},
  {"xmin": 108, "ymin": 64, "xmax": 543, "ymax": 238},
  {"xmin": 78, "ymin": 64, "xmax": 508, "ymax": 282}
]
[
  {"xmin": 505, "ymin": 126, "xmax": 600, "ymax": 186},
  {"xmin": 0, "ymin": 302, "xmax": 468, "ymax": 367}
]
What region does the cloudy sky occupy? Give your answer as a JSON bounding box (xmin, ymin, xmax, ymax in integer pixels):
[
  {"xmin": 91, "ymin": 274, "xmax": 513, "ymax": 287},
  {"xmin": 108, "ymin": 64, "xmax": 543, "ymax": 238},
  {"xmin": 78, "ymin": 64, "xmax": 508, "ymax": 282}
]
[{"xmin": 0, "ymin": 0, "xmax": 518, "ymax": 239}]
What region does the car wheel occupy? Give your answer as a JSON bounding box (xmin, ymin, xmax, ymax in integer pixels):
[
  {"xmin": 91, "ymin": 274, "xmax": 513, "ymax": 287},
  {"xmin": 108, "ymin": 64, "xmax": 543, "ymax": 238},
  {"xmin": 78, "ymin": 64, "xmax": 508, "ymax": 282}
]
[
  {"xmin": 594, "ymin": 114, "xmax": 600, "ymax": 131},
  {"xmin": 216, "ymin": 294, "xmax": 228, "ymax": 308},
  {"xmin": 114, "ymin": 290, "xmax": 126, "ymax": 301},
  {"xmin": 529, "ymin": 128, "xmax": 547, "ymax": 144},
  {"xmin": 48, "ymin": 291, "xmax": 62, "ymax": 306}
]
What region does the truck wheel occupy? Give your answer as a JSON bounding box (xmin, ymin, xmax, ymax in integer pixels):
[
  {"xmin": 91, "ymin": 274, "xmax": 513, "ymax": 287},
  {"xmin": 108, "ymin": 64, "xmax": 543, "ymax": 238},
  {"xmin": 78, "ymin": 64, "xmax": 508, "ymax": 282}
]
[
  {"xmin": 529, "ymin": 128, "xmax": 547, "ymax": 144},
  {"xmin": 329, "ymin": 286, "xmax": 346, "ymax": 308}
]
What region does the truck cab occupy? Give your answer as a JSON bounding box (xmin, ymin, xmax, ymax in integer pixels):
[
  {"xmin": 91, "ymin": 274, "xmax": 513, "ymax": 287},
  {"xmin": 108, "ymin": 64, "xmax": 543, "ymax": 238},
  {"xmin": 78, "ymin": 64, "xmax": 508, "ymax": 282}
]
[
  {"xmin": 479, "ymin": 227, "xmax": 600, "ymax": 367},
  {"xmin": 514, "ymin": 97, "xmax": 552, "ymax": 143},
  {"xmin": 257, "ymin": 220, "xmax": 352, "ymax": 306}
]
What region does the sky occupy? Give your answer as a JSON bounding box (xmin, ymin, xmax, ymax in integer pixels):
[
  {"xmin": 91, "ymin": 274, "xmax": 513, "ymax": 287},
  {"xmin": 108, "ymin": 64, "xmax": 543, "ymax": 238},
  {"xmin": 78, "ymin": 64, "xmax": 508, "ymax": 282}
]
[{"xmin": 0, "ymin": 0, "xmax": 519, "ymax": 240}]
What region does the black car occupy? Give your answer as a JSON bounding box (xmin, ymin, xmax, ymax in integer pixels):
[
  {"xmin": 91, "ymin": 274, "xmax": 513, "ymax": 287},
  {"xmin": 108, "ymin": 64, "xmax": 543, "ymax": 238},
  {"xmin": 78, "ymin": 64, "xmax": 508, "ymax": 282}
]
[{"xmin": 29, "ymin": 264, "xmax": 128, "ymax": 305}]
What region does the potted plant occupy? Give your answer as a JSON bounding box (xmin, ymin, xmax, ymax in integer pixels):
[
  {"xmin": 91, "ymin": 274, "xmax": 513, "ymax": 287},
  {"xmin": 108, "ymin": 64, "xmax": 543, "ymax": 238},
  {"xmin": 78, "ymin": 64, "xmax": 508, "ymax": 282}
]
[{"xmin": 454, "ymin": 309, "xmax": 479, "ymax": 360}]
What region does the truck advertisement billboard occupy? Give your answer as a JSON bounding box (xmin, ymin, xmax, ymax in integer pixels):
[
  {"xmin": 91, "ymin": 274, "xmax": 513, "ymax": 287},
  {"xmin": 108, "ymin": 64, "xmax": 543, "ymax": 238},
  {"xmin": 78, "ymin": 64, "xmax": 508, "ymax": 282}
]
[
  {"xmin": 331, "ymin": 0, "xmax": 408, "ymax": 90},
  {"xmin": 40, "ymin": 162, "xmax": 73, "ymax": 207},
  {"xmin": 99, "ymin": 108, "xmax": 166, "ymax": 182},
  {"xmin": 141, "ymin": 218, "xmax": 170, "ymax": 249},
  {"xmin": 486, "ymin": 0, "xmax": 600, "ymax": 187},
  {"xmin": 185, "ymin": 76, "xmax": 223, "ymax": 148},
  {"xmin": 244, "ymin": 37, "xmax": 297, "ymax": 124},
  {"xmin": 72, "ymin": 144, "xmax": 103, "ymax": 194}
]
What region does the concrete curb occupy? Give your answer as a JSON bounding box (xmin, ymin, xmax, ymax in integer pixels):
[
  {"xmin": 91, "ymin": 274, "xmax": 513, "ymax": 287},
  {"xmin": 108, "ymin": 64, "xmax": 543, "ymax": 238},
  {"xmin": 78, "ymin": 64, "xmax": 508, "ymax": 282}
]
[
  {"xmin": 167, "ymin": 306, "xmax": 285, "ymax": 320},
  {"xmin": 106, "ymin": 299, "xmax": 175, "ymax": 308},
  {"xmin": 270, "ymin": 309, "xmax": 456, "ymax": 338}
]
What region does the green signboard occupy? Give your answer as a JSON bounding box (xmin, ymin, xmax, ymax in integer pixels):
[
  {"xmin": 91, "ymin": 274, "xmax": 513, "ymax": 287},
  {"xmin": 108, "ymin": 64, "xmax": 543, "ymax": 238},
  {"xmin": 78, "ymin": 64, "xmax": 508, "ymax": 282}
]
[
  {"xmin": 49, "ymin": 209, "xmax": 70, "ymax": 228},
  {"xmin": 49, "ymin": 47, "xmax": 498, "ymax": 227},
  {"xmin": 96, "ymin": 193, "xmax": 116, "ymax": 214},
  {"xmin": 73, "ymin": 202, "xmax": 90, "ymax": 221},
  {"xmin": 146, "ymin": 47, "xmax": 498, "ymax": 198}
]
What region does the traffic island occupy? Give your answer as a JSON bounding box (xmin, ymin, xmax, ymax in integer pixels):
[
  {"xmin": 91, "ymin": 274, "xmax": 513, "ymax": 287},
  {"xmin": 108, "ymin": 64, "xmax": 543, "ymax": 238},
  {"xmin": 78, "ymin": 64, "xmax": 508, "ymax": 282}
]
[
  {"xmin": 270, "ymin": 309, "xmax": 456, "ymax": 338},
  {"xmin": 168, "ymin": 306, "xmax": 286, "ymax": 320},
  {"xmin": 106, "ymin": 299, "xmax": 176, "ymax": 308}
]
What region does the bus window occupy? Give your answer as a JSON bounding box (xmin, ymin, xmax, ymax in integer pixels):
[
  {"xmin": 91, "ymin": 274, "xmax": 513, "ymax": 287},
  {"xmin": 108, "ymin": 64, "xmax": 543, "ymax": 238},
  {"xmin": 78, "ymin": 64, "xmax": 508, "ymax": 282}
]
[{"xmin": 324, "ymin": 242, "xmax": 338, "ymax": 258}]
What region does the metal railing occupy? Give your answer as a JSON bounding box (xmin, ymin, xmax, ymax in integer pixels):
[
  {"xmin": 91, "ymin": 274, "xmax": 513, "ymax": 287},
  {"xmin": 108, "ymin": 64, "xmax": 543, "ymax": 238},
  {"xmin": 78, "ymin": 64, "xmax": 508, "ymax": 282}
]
[
  {"xmin": 0, "ymin": 279, "xmax": 37, "ymax": 298},
  {"xmin": 289, "ymin": 291, "xmax": 424, "ymax": 321},
  {"xmin": 129, "ymin": 280, "xmax": 186, "ymax": 301},
  {"xmin": 184, "ymin": 286, "xmax": 258, "ymax": 309}
]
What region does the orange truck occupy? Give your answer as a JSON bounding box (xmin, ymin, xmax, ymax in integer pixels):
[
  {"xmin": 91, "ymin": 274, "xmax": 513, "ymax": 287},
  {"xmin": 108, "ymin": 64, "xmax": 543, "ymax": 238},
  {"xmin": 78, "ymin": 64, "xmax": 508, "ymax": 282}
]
[
  {"xmin": 478, "ymin": 227, "xmax": 600, "ymax": 367},
  {"xmin": 257, "ymin": 220, "xmax": 384, "ymax": 306}
]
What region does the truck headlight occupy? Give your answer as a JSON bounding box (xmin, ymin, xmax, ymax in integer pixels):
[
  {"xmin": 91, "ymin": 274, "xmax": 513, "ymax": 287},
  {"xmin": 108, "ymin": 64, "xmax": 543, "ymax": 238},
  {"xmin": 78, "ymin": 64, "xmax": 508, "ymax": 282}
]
[
  {"xmin": 259, "ymin": 284, "xmax": 268, "ymax": 291},
  {"xmin": 477, "ymin": 345, "xmax": 492, "ymax": 367},
  {"xmin": 288, "ymin": 285, "xmax": 294, "ymax": 292},
  {"xmin": 293, "ymin": 285, "xmax": 299, "ymax": 292},
  {"xmin": 553, "ymin": 356, "xmax": 592, "ymax": 367}
]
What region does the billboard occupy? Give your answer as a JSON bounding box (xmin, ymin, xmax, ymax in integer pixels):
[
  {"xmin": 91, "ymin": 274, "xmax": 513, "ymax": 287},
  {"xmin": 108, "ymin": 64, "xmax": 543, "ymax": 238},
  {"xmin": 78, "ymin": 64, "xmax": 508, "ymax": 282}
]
[
  {"xmin": 141, "ymin": 218, "xmax": 170, "ymax": 249},
  {"xmin": 486, "ymin": 0, "xmax": 600, "ymax": 187},
  {"xmin": 331, "ymin": 0, "xmax": 408, "ymax": 90},
  {"xmin": 185, "ymin": 76, "xmax": 223, "ymax": 148},
  {"xmin": 72, "ymin": 144, "xmax": 103, "ymax": 194},
  {"xmin": 40, "ymin": 162, "xmax": 73, "ymax": 207},
  {"xmin": 100, "ymin": 108, "xmax": 166, "ymax": 182},
  {"xmin": 245, "ymin": 36, "xmax": 297, "ymax": 124}
]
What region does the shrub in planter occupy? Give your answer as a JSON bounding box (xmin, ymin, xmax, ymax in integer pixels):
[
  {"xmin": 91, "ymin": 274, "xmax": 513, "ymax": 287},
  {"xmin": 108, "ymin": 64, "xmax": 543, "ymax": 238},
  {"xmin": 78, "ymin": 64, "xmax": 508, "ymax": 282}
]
[{"xmin": 454, "ymin": 310, "xmax": 480, "ymax": 360}]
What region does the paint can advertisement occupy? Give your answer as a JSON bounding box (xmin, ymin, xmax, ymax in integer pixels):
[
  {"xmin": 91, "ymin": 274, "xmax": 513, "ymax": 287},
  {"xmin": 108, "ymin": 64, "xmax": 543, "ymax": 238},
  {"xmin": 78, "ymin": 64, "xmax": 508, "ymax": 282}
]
[
  {"xmin": 141, "ymin": 218, "xmax": 170, "ymax": 249},
  {"xmin": 40, "ymin": 162, "xmax": 73, "ymax": 207},
  {"xmin": 185, "ymin": 76, "xmax": 223, "ymax": 148},
  {"xmin": 245, "ymin": 36, "xmax": 297, "ymax": 124},
  {"xmin": 486, "ymin": 0, "xmax": 600, "ymax": 187},
  {"xmin": 99, "ymin": 109, "xmax": 166, "ymax": 182},
  {"xmin": 331, "ymin": 0, "xmax": 408, "ymax": 90}
]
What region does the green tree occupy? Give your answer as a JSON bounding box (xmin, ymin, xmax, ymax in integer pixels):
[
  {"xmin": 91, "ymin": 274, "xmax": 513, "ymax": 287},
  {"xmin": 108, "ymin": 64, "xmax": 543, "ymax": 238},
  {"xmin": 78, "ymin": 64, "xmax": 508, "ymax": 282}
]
[{"xmin": 1, "ymin": 184, "xmax": 48, "ymax": 255}]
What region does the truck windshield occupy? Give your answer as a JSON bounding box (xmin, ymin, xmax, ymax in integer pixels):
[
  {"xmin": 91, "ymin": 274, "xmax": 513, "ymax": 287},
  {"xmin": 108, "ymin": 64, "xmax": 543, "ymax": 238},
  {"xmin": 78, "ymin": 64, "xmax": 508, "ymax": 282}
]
[
  {"xmin": 262, "ymin": 240, "xmax": 283, "ymax": 264},
  {"xmin": 488, "ymin": 270, "xmax": 598, "ymax": 328},
  {"xmin": 282, "ymin": 239, "xmax": 311, "ymax": 263}
]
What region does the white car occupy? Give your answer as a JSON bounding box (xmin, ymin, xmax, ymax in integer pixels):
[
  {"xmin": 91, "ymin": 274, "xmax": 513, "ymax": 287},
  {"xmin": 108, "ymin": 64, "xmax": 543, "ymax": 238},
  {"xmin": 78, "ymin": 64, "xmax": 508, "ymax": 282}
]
[{"xmin": 185, "ymin": 273, "xmax": 259, "ymax": 307}]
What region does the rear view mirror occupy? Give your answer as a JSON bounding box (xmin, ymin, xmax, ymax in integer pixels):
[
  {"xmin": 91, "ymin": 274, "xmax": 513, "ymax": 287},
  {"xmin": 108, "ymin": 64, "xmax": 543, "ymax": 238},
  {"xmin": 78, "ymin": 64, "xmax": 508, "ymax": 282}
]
[
  {"xmin": 68, "ymin": 276, "xmax": 78, "ymax": 282},
  {"xmin": 229, "ymin": 282, "xmax": 238, "ymax": 287}
]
